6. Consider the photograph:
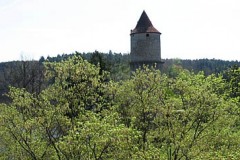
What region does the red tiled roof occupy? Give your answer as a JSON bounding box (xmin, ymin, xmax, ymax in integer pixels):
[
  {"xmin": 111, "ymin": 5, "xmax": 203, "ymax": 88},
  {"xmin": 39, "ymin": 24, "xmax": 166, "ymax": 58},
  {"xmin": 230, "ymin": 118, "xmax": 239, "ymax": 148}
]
[{"xmin": 131, "ymin": 10, "xmax": 160, "ymax": 34}]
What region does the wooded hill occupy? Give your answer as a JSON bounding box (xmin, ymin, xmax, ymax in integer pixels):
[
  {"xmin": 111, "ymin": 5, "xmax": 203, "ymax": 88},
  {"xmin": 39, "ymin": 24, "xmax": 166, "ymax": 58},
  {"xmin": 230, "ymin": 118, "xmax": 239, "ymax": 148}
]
[
  {"xmin": 0, "ymin": 51, "xmax": 239, "ymax": 103},
  {"xmin": 0, "ymin": 51, "xmax": 240, "ymax": 102}
]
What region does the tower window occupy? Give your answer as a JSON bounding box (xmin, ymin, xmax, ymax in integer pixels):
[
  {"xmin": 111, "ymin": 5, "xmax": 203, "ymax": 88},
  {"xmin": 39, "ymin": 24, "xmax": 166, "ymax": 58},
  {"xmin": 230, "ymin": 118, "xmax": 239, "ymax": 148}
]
[{"xmin": 146, "ymin": 34, "xmax": 149, "ymax": 37}]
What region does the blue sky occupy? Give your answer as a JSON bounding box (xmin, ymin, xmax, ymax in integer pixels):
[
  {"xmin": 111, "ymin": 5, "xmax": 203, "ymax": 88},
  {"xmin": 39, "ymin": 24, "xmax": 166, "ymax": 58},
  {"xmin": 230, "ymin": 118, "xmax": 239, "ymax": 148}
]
[{"xmin": 0, "ymin": 0, "xmax": 240, "ymax": 62}]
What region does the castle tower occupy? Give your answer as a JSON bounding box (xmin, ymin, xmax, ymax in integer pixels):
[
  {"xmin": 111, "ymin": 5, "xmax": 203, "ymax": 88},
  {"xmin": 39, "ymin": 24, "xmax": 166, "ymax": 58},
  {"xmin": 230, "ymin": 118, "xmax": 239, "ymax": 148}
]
[{"xmin": 130, "ymin": 10, "xmax": 163, "ymax": 71}]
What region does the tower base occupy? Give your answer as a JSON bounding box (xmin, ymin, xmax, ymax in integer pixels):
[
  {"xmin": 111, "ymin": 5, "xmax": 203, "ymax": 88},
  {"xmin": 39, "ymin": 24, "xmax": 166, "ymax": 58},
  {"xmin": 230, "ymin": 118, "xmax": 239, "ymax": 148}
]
[{"xmin": 130, "ymin": 61, "xmax": 164, "ymax": 72}]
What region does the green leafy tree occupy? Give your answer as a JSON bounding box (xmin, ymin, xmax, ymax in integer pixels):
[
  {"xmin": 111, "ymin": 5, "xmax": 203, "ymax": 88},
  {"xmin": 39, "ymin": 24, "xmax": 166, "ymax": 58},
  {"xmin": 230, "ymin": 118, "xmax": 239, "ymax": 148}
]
[
  {"xmin": 57, "ymin": 110, "xmax": 141, "ymax": 159},
  {"xmin": 114, "ymin": 67, "xmax": 239, "ymax": 159},
  {"xmin": 0, "ymin": 56, "xmax": 140, "ymax": 159},
  {"xmin": 224, "ymin": 65, "xmax": 240, "ymax": 100}
]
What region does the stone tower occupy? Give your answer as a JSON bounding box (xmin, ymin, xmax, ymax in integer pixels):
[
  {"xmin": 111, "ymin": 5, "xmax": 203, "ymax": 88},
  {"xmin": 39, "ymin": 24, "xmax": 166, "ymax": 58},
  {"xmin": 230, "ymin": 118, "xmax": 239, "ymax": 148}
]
[{"xmin": 130, "ymin": 10, "xmax": 163, "ymax": 71}]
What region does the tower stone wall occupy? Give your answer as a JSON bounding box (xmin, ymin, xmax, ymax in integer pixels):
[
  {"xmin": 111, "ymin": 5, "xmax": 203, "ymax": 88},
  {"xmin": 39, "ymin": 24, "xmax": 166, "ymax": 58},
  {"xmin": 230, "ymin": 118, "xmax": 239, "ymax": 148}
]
[{"xmin": 131, "ymin": 33, "xmax": 161, "ymax": 62}]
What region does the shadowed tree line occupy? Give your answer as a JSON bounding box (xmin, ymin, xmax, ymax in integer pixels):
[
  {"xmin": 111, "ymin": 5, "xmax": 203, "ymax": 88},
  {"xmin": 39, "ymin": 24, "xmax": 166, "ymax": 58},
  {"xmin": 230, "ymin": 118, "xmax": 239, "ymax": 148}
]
[{"xmin": 0, "ymin": 51, "xmax": 239, "ymax": 103}]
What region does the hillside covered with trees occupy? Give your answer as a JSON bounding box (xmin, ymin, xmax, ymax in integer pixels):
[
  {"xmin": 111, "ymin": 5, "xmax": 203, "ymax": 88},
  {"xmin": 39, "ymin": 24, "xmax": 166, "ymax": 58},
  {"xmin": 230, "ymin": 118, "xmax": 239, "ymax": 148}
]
[
  {"xmin": 1, "ymin": 51, "xmax": 240, "ymax": 102},
  {"xmin": 0, "ymin": 52, "xmax": 240, "ymax": 159}
]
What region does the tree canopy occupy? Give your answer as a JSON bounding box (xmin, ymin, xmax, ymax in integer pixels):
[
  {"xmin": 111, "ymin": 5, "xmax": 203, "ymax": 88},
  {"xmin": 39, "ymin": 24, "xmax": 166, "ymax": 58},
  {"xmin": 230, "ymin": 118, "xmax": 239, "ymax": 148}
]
[{"xmin": 0, "ymin": 56, "xmax": 239, "ymax": 159}]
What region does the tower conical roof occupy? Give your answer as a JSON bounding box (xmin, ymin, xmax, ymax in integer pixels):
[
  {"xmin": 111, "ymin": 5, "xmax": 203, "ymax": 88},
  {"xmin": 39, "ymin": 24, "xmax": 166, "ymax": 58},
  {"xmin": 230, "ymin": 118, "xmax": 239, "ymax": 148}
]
[{"xmin": 131, "ymin": 10, "xmax": 160, "ymax": 34}]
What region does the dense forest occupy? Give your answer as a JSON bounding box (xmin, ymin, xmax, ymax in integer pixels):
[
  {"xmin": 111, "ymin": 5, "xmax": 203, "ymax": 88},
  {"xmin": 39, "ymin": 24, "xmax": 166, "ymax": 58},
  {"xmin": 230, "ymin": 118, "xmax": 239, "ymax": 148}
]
[
  {"xmin": 1, "ymin": 51, "xmax": 240, "ymax": 101},
  {"xmin": 0, "ymin": 52, "xmax": 240, "ymax": 159}
]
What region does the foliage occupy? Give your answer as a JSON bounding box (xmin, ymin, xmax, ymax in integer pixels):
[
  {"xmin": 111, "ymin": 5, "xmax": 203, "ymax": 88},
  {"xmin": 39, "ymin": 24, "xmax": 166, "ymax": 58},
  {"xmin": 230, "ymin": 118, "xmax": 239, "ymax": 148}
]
[
  {"xmin": 114, "ymin": 67, "xmax": 240, "ymax": 159},
  {"xmin": 0, "ymin": 60, "xmax": 45, "ymax": 103},
  {"xmin": 1, "ymin": 52, "xmax": 240, "ymax": 103},
  {"xmin": 0, "ymin": 56, "xmax": 240, "ymax": 159},
  {"xmin": 223, "ymin": 65, "xmax": 240, "ymax": 100}
]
